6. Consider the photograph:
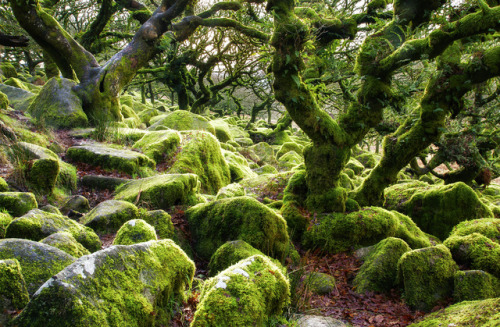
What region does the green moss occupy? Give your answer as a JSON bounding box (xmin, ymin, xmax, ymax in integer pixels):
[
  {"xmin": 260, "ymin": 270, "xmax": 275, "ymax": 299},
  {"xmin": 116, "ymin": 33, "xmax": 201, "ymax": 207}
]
[
  {"xmin": 354, "ymin": 237, "xmax": 411, "ymax": 294},
  {"xmin": 0, "ymin": 62, "xmax": 18, "ymax": 78},
  {"xmin": 444, "ymin": 233, "xmax": 500, "ymax": 278},
  {"xmin": 0, "ymin": 192, "xmax": 37, "ymax": 217},
  {"xmin": 29, "ymin": 158, "xmax": 60, "ymax": 195},
  {"xmin": 0, "ymin": 259, "xmax": 30, "ymax": 326},
  {"xmin": 355, "ymin": 152, "xmax": 379, "ymax": 169},
  {"xmin": 345, "ymin": 158, "xmax": 365, "ymax": 174},
  {"xmin": 80, "ymin": 200, "xmax": 139, "ymax": 234},
  {"xmin": 276, "ymin": 142, "xmax": 303, "ymax": 159},
  {"xmin": 113, "ymin": 219, "xmax": 157, "ymax": 245},
  {"xmin": 66, "ymin": 143, "xmax": 156, "ymax": 175},
  {"xmin": 0, "ymin": 238, "xmax": 76, "ymax": 296},
  {"xmin": 186, "ymin": 196, "xmax": 290, "ymax": 261},
  {"xmin": 448, "ymin": 218, "xmax": 500, "ymax": 243},
  {"xmin": 0, "ymin": 212, "xmax": 12, "ymax": 238},
  {"xmin": 4, "ymin": 77, "xmax": 31, "ymax": 91},
  {"xmin": 140, "ymin": 209, "xmax": 175, "ymax": 240},
  {"xmin": 40, "ymin": 232, "xmax": 91, "ymax": 258},
  {"xmin": 303, "ymin": 272, "xmax": 336, "ymax": 295},
  {"xmin": 278, "ymin": 151, "xmax": 304, "ymax": 170},
  {"xmin": 386, "ymin": 182, "xmax": 493, "ymax": 240},
  {"xmin": 115, "ymin": 173, "xmax": 201, "ymax": 210},
  {"xmin": 397, "ymin": 245, "xmax": 458, "ymax": 311},
  {"xmin": 383, "ymin": 181, "xmax": 431, "ymax": 210},
  {"xmin": 191, "ymin": 255, "xmax": 290, "ymax": 327},
  {"xmin": 222, "ymin": 149, "xmax": 257, "ymax": 182},
  {"xmin": 254, "ymin": 164, "xmax": 278, "ymax": 175},
  {"xmin": 392, "ymin": 211, "xmax": 432, "ymax": 249},
  {"xmin": 149, "ymin": 110, "xmax": 216, "ymax": 135},
  {"xmin": 0, "ymin": 91, "xmax": 9, "ymax": 110},
  {"xmin": 210, "ymin": 119, "xmax": 234, "ymax": 142},
  {"xmin": 453, "ymin": 270, "xmax": 500, "ymax": 302},
  {"xmin": 6, "ymin": 208, "xmax": 101, "ymax": 252},
  {"xmin": 132, "ymin": 130, "xmax": 180, "ymax": 163},
  {"xmin": 215, "ymin": 183, "xmax": 245, "ymax": 200},
  {"xmin": 408, "ymin": 298, "xmax": 500, "ymax": 327},
  {"xmin": 13, "ymin": 240, "xmax": 195, "ymax": 327},
  {"xmin": 169, "ymin": 131, "xmax": 230, "ymax": 195}
]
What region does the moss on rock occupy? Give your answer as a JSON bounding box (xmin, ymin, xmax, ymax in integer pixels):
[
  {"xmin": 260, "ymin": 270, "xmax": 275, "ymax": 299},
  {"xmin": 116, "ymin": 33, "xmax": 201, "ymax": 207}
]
[
  {"xmin": 186, "ymin": 196, "xmax": 290, "ymax": 261},
  {"xmin": 6, "ymin": 208, "xmax": 101, "ymax": 252},
  {"xmin": 222, "ymin": 149, "xmax": 257, "ymax": 182},
  {"xmin": 13, "ymin": 240, "xmax": 195, "ymax": 327},
  {"xmin": 276, "ymin": 142, "xmax": 304, "ymax": 159},
  {"xmin": 443, "ymin": 233, "xmax": 500, "ymax": 278},
  {"xmin": 355, "ymin": 151, "xmax": 380, "ymax": 169},
  {"xmin": 208, "ymin": 240, "xmax": 268, "ymax": 276},
  {"xmin": 215, "ymin": 183, "xmax": 246, "ymax": 200},
  {"xmin": 210, "ymin": 118, "xmax": 234, "ymax": 142},
  {"xmin": 0, "ymin": 211, "xmax": 12, "ymax": 238},
  {"xmin": 408, "ymin": 298, "xmax": 500, "ymax": 327},
  {"xmin": 0, "ymin": 238, "xmax": 76, "ymax": 295},
  {"xmin": 303, "ymin": 272, "xmax": 336, "ymax": 295},
  {"xmin": 40, "ymin": 231, "xmax": 91, "ymax": 258},
  {"xmin": 66, "ymin": 143, "xmax": 155, "ymax": 175},
  {"xmin": 353, "ymin": 237, "xmax": 411, "ymax": 294},
  {"xmin": 169, "ymin": 131, "xmax": 230, "ymax": 194},
  {"xmin": 0, "ymin": 91, "xmax": 8, "ymax": 110},
  {"xmin": 0, "ymin": 192, "xmax": 37, "ymax": 217},
  {"xmin": 80, "ymin": 200, "xmax": 139, "ymax": 234},
  {"xmin": 249, "ymin": 142, "xmax": 278, "ymax": 166},
  {"xmin": 132, "ymin": 130, "xmax": 180, "ymax": 163},
  {"xmin": 191, "ymin": 255, "xmax": 290, "ymax": 327},
  {"xmin": 148, "ymin": 110, "xmax": 216, "ymax": 135},
  {"xmin": 392, "ymin": 211, "xmax": 432, "ymax": 249},
  {"xmin": 448, "ymin": 218, "xmax": 500, "ymax": 243},
  {"xmin": 278, "ymin": 151, "xmax": 304, "ymax": 170},
  {"xmin": 0, "ymin": 259, "xmax": 30, "ymax": 326},
  {"xmin": 140, "ymin": 209, "xmax": 175, "ymax": 240},
  {"xmin": 115, "ymin": 173, "xmax": 201, "ymax": 210},
  {"xmin": 453, "ymin": 270, "xmax": 500, "ymax": 302},
  {"xmin": 397, "ymin": 245, "xmax": 458, "ymax": 311},
  {"xmin": 113, "ymin": 219, "xmax": 157, "ymax": 245}
]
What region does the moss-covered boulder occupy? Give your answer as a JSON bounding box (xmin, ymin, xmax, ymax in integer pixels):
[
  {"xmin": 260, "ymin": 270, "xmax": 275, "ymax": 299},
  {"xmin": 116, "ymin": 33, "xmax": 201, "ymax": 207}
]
[
  {"xmin": 113, "ymin": 219, "xmax": 157, "ymax": 245},
  {"xmin": 210, "ymin": 118, "xmax": 233, "ymax": 142},
  {"xmin": 397, "ymin": 245, "xmax": 458, "ymax": 311},
  {"xmin": 67, "ymin": 143, "xmax": 155, "ymax": 175},
  {"xmin": 222, "ymin": 149, "xmax": 257, "ymax": 182},
  {"xmin": 191, "ymin": 255, "xmax": 290, "ymax": 327},
  {"xmin": 208, "ymin": 240, "xmax": 267, "ymax": 276},
  {"xmin": 186, "ymin": 196, "xmax": 290, "ymax": 261},
  {"xmin": 132, "ymin": 130, "xmax": 181, "ymax": 163},
  {"xmin": 448, "ymin": 218, "xmax": 500, "ymax": 243},
  {"xmin": 0, "ymin": 84, "xmax": 35, "ymax": 111},
  {"xmin": 443, "ymin": 233, "xmax": 500, "ymax": 278},
  {"xmin": 0, "ymin": 259, "xmax": 30, "ymax": 326},
  {"xmin": 148, "ymin": 110, "xmax": 216, "ymax": 135},
  {"xmin": 355, "ymin": 151, "xmax": 380, "ymax": 169},
  {"xmin": 353, "ymin": 237, "xmax": 411, "ymax": 294},
  {"xmin": 27, "ymin": 77, "xmax": 88, "ymax": 128},
  {"xmin": 0, "ymin": 91, "xmax": 8, "ymax": 110},
  {"xmin": 453, "ymin": 270, "xmax": 500, "ymax": 302},
  {"xmin": 249, "ymin": 142, "xmax": 277, "ymax": 166},
  {"xmin": 346, "ymin": 157, "xmax": 365, "ymax": 174},
  {"xmin": 0, "ymin": 238, "xmax": 76, "ymax": 295},
  {"xmin": 4, "ymin": 77, "xmax": 32, "ymax": 92},
  {"xmin": 0, "ymin": 211, "xmax": 12, "ymax": 238},
  {"xmin": 254, "ymin": 164, "xmax": 278, "ymax": 175},
  {"xmin": 40, "ymin": 232, "xmax": 91, "ymax": 258},
  {"xmin": 215, "ymin": 183, "xmax": 246, "ymax": 200},
  {"xmin": 408, "ymin": 297, "xmax": 500, "ymax": 327},
  {"xmin": 13, "ymin": 240, "xmax": 195, "ymax": 327},
  {"xmin": 385, "ymin": 182, "xmax": 493, "ymax": 240},
  {"xmin": 169, "ymin": 131, "xmax": 230, "ymax": 194},
  {"xmin": 80, "ymin": 200, "xmax": 139, "ymax": 234},
  {"xmin": 278, "ymin": 151, "xmax": 304, "ymax": 170},
  {"xmin": 6, "ymin": 208, "xmax": 101, "ymax": 252},
  {"xmin": 276, "ymin": 142, "xmax": 303, "ymax": 159},
  {"xmin": 115, "ymin": 173, "xmax": 201, "ymax": 210},
  {"xmin": 140, "ymin": 210, "xmax": 175, "ymax": 239},
  {"xmin": 0, "ymin": 62, "xmax": 17, "ymax": 78},
  {"xmin": 0, "ymin": 192, "xmax": 37, "ymax": 217},
  {"xmin": 303, "ymin": 207, "xmax": 430, "ymax": 253},
  {"xmin": 60, "ymin": 195, "xmax": 90, "ymax": 215},
  {"xmin": 303, "ymin": 272, "xmax": 336, "ymax": 295}
]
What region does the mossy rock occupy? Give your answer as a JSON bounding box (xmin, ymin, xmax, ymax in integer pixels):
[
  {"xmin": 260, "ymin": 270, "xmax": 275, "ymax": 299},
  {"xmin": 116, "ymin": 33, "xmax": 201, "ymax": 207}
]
[
  {"xmin": 6, "ymin": 208, "xmax": 101, "ymax": 252},
  {"xmin": 385, "ymin": 182, "xmax": 493, "ymax": 240},
  {"xmin": 60, "ymin": 195, "xmax": 90, "ymax": 215},
  {"xmin": 4, "ymin": 77, "xmax": 31, "ymax": 92},
  {"xmin": 115, "ymin": 173, "xmax": 201, "ymax": 210},
  {"xmin": 186, "ymin": 196, "xmax": 290, "ymax": 261},
  {"xmin": 222, "ymin": 149, "xmax": 257, "ymax": 182},
  {"xmin": 453, "ymin": 270, "xmax": 500, "ymax": 302},
  {"xmin": 138, "ymin": 107, "xmax": 161, "ymax": 125},
  {"xmin": 132, "ymin": 130, "xmax": 181, "ymax": 163},
  {"xmin": 40, "ymin": 232, "xmax": 91, "ymax": 258},
  {"xmin": 408, "ymin": 298, "xmax": 500, "ymax": 327},
  {"xmin": 383, "ymin": 181, "xmax": 432, "ymax": 209},
  {"xmin": 13, "ymin": 240, "xmax": 195, "ymax": 327},
  {"xmin": 345, "ymin": 157, "xmax": 365, "ymax": 174},
  {"xmin": 0, "ymin": 91, "xmax": 9, "ymax": 110},
  {"xmin": 397, "ymin": 245, "xmax": 458, "ymax": 311},
  {"xmin": 353, "ymin": 237, "xmax": 411, "ymax": 294},
  {"xmin": 278, "ymin": 151, "xmax": 304, "ymax": 170},
  {"xmin": 253, "ymin": 164, "xmax": 278, "ymax": 175},
  {"xmin": 354, "ymin": 151, "xmax": 380, "ymax": 169},
  {"xmin": 210, "ymin": 118, "xmax": 234, "ymax": 142},
  {"xmin": 392, "ymin": 211, "xmax": 432, "ymax": 249},
  {"xmin": 443, "ymin": 233, "xmax": 500, "ymax": 278},
  {"xmin": 0, "ymin": 192, "xmax": 37, "ymax": 217},
  {"xmin": 40, "ymin": 204, "xmax": 62, "ymax": 215},
  {"xmin": 0, "ymin": 84, "xmax": 35, "ymax": 112},
  {"xmin": 27, "ymin": 77, "xmax": 88, "ymax": 128},
  {"xmin": 113, "ymin": 219, "xmax": 157, "ymax": 245},
  {"xmin": 215, "ymin": 183, "xmax": 246, "ymax": 200},
  {"xmin": 80, "ymin": 200, "xmax": 139, "ymax": 234},
  {"xmin": 0, "ymin": 238, "xmax": 76, "ymax": 295},
  {"xmin": 276, "ymin": 142, "xmax": 304, "ymax": 159},
  {"xmin": 148, "ymin": 110, "xmax": 216, "ymax": 135},
  {"xmin": 0, "ymin": 62, "xmax": 17, "ymax": 78},
  {"xmin": 0, "ymin": 259, "xmax": 30, "ymax": 326},
  {"xmin": 169, "ymin": 131, "xmax": 230, "ymax": 195},
  {"xmin": 303, "ymin": 272, "xmax": 336, "ymax": 295},
  {"xmin": 208, "ymin": 240, "xmax": 272, "ymax": 276},
  {"xmin": 140, "ymin": 210, "xmax": 175, "ymax": 240},
  {"xmin": 234, "ymin": 137, "xmax": 253, "ymax": 147},
  {"xmin": 249, "ymin": 142, "xmax": 278, "ymax": 166},
  {"xmin": 448, "ymin": 218, "xmax": 500, "ymax": 244},
  {"xmin": 0, "ymin": 211, "xmax": 12, "ymax": 238},
  {"xmin": 67, "ymin": 143, "xmax": 155, "ymax": 175},
  {"xmin": 191, "ymin": 255, "xmax": 290, "ymax": 327}
]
